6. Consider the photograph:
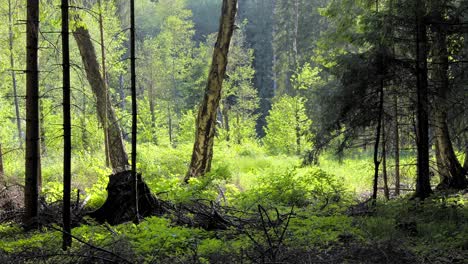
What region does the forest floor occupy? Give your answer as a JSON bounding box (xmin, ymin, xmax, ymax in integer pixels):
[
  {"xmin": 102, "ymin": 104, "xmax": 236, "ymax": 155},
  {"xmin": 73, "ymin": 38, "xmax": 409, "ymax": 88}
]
[{"xmin": 0, "ymin": 143, "xmax": 467, "ymax": 263}]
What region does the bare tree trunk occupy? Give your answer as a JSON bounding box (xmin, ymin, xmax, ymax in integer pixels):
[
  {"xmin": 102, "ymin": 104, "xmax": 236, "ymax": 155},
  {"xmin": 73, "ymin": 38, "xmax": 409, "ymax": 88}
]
[
  {"xmin": 168, "ymin": 103, "xmax": 173, "ymax": 147},
  {"xmin": 0, "ymin": 143, "xmax": 4, "ymax": 186},
  {"xmin": 295, "ymin": 98, "xmax": 301, "ymax": 155},
  {"xmin": 61, "ymin": 0, "xmax": 72, "ymax": 250},
  {"xmin": 130, "ymin": 0, "xmax": 140, "ymax": 223},
  {"xmin": 393, "ymin": 94, "xmax": 400, "ymax": 196},
  {"xmin": 186, "ymin": 0, "xmax": 238, "ymax": 180},
  {"xmin": 73, "ymin": 20, "xmax": 129, "ymax": 172},
  {"xmin": 24, "ymin": 0, "xmax": 41, "ymax": 226},
  {"xmin": 432, "ymin": 8, "xmax": 467, "ymax": 190},
  {"xmin": 464, "ymin": 145, "xmax": 468, "ymax": 171},
  {"xmin": 97, "ymin": 0, "xmax": 111, "ymax": 168},
  {"xmin": 222, "ymin": 103, "xmax": 230, "ymax": 142},
  {"xmin": 382, "ymin": 119, "xmax": 389, "ymax": 200},
  {"xmin": 372, "ymin": 78, "xmax": 384, "ymax": 203},
  {"xmin": 8, "ymin": 0, "xmax": 22, "ymax": 147},
  {"xmin": 148, "ymin": 72, "xmax": 158, "ymax": 145},
  {"xmin": 414, "ymin": 0, "xmax": 432, "ymax": 199}
]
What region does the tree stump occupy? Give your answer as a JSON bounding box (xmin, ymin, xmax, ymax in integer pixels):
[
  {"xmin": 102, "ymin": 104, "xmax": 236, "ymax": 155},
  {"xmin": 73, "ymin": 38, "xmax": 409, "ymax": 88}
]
[{"xmin": 89, "ymin": 171, "xmax": 164, "ymax": 225}]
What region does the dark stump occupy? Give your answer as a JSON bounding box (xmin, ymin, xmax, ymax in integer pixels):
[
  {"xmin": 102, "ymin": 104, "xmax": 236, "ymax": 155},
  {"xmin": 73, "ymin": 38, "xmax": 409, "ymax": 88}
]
[{"xmin": 89, "ymin": 171, "xmax": 165, "ymax": 225}]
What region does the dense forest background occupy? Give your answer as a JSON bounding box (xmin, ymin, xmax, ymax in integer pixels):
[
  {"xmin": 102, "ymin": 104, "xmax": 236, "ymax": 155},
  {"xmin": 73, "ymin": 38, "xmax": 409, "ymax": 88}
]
[{"xmin": 0, "ymin": 0, "xmax": 467, "ymax": 263}]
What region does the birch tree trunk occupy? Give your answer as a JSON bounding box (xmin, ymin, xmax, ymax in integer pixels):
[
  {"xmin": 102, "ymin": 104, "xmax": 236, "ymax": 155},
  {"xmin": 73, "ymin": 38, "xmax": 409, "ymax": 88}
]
[{"xmin": 186, "ymin": 0, "xmax": 238, "ymax": 180}]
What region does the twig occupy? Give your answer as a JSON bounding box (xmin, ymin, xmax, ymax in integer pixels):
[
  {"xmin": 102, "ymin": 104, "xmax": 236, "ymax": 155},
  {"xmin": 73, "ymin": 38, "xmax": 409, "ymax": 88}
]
[{"xmin": 47, "ymin": 225, "xmax": 133, "ymax": 264}]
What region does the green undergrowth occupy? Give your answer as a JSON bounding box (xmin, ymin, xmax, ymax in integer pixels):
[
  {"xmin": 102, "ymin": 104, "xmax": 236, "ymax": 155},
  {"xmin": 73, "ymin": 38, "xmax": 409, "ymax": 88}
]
[{"xmin": 0, "ymin": 144, "xmax": 466, "ymax": 263}]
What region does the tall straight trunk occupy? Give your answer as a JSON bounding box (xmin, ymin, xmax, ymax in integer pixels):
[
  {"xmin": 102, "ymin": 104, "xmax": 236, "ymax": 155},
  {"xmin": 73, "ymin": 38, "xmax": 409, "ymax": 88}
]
[
  {"xmin": 414, "ymin": 0, "xmax": 432, "ymax": 199},
  {"xmin": 295, "ymin": 99, "xmax": 301, "ymax": 155},
  {"xmin": 61, "ymin": 0, "xmax": 72, "ymax": 250},
  {"xmin": 393, "ymin": 94, "xmax": 400, "ymax": 196},
  {"xmin": 149, "ymin": 81, "xmax": 157, "ymax": 145},
  {"xmin": 372, "ymin": 78, "xmax": 384, "ymax": 202},
  {"xmin": 464, "ymin": 145, "xmax": 468, "ymax": 171},
  {"xmin": 186, "ymin": 0, "xmax": 238, "ymax": 180},
  {"xmin": 382, "ymin": 119, "xmax": 389, "ymax": 200},
  {"xmin": 222, "ymin": 102, "xmax": 230, "ymax": 142},
  {"xmin": 73, "ymin": 22, "xmax": 129, "ymax": 172},
  {"xmin": 431, "ymin": 9, "xmax": 467, "ymax": 189},
  {"xmin": 0, "ymin": 143, "xmax": 4, "ymax": 185},
  {"xmin": 24, "ymin": 0, "xmax": 40, "ymax": 226},
  {"xmin": 130, "ymin": 0, "xmax": 139, "ymax": 223},
  {"xmin": 8, "ymin": 0, "xmax": 22, "ymax": 147},
  {"xmin": 168, "ymin": 103, "xmax": 173, "ymax": 147},
  {"xmin": 97, "ymin": 0, "xmax": 111, "ymax": 168}
]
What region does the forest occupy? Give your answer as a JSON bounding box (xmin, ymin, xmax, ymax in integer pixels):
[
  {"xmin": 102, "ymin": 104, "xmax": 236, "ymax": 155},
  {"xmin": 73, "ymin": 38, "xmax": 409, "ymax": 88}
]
[{"xmin": 0, "ymin": 0, "xmax": 467, "ymax": 263}]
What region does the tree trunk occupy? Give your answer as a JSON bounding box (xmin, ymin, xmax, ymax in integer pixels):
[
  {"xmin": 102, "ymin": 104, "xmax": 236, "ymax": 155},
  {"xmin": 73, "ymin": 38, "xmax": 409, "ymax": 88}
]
[
  {"xmin": 149, "ymin": 75, "xmax": 158, "ymax": 145},
  {"xmin": 168, "ymin": 103, "xmax": 173, "ymax": 147},
  {"xmin": 8, "ymin": 0, "xmax": 22, "ymax": 147},
  {"xmin": 393, "ymin": 94, "xmax": 400, "ymax": 196},
  {"xmin": 371, "ymin": 78, "xmax": 384, "ymax": 203},
  {"xmin": 61, "ymin": 0, "xmax": 72, "ymax": 250},
  {"xmin": 414, "ymin": 0, "xmax": 432, "ymax": 199},
  {"xmin": 382, "ymin": 119, "xmax": 389, "ymax": 200},
  {"xmin": 73, "ymin": 21, "xmax": 129, "ymax": 172},
  {"xmin": 24, "ymin": 0, "xmax": 41, "ymax": 226},
  {"xmin": 97, "ymin": 0, "xmax": 111, "ymax": 168},
  {"xmin": 130, "ymin": 0, "xmax": 140, "ymax": 223},
  {"xmin": 295, "ymin": 99, "xmax": 301, "ymax": 155},
  {"xmin": 186, "ymin": 0, "xmax": 238, "ymax": 181},
  {"xmin": 222, "ymin": 103, "xmax": 230, "ymax": 142},
  {"xmin": 431, "ymin": 9, "xmax": 467, "ymax": 190},
  {"xmin": 0, "ymin": 143, "xmax": 4, "ymax": 186}
]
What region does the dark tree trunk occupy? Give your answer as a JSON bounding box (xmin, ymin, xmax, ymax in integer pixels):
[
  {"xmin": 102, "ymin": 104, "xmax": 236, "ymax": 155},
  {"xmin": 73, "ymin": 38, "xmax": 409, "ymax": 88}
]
[
  {"xmin": 61, "ymin": 0, "xmax": 72, "ymax": 250},
  {"xmin": 0, "ymin": 143, "xmax": 4, "ymax": 186},
  {"xmin": 24, "ymin": 0, "xmax": 41, "ymax": 227},
  {"xmin": 186, "ymin": 0, "xmax": 238, "ymax": 180},
  {"xmin": 222, "ymin": 103, "xmax": 230, "ymax": 142},
  {"xmin": 372, "ymin": 78, "xmax": 384, "ymax": 202},
  {"xmin": 73, "ymin": 21, "xmax": 129, "ymax": 172},
  {"xmin": 130, "ymin": 0, "xmax": 139, "ymax": 223},
  {"xmin": 414, "ymin": 0, "xmax": 432, "ymax": 199},
  {"xmin": 393, "ymin": 94, "xmax": 400, "ymax": 196},
  {"xmin": 431, "ymin": 8, "xmax": 467, "ymax": 190},
  {"xmin": 8, "ymin": 0, "xmax": 22, "ymax": 147},
  {"xmin": 382, "ymin": 120, "xmax": 389, "ymax": 200}
]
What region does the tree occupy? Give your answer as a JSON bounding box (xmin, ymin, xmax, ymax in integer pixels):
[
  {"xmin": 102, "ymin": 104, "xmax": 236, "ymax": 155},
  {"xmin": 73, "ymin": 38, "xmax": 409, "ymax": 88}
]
[
  {"xmin": 7, "ymin": 0, "xmax": 22, "ymax": 147},
  {"xmin": 186, "ymin": 0, "xmax": 238, "ymax": 180},
  {"xmin": 61, "ymin": 0, "xmax": 72, "ymax": 250},
  {"xmin": 73, "ymin": 16, "xmax": 129, "ymax": 172},
  {"xmin": 130, "ymin": 0, "xmax": 140, "ymax": 222},
  {"xmin": 430, "ymin": 1, "xmax": 467, "ymax": 190},
  {"xmin": 263, "ymin": 95, "xmax": 311, "ymax": 155},
  {"xmin": 0, "ymin": 143, "xmax": 4, "ymax": 186},
  {"xmin": 413, "ymin": 0, "xmax": 432, "ymax": 199},
  {"xmin": 24, "ymin": 0, "xmax": 41, "ymax": 227}
]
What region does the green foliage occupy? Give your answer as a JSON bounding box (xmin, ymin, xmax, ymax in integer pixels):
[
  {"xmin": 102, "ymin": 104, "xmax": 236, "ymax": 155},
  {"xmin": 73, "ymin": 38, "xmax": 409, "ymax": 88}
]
[
  {"xmin": 263, "ymin": 95, "xmax": 312, "ymax": 155},
  {"xmin": 236, "ymin": 166, "xmax": 346, "ymax": 209}
]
